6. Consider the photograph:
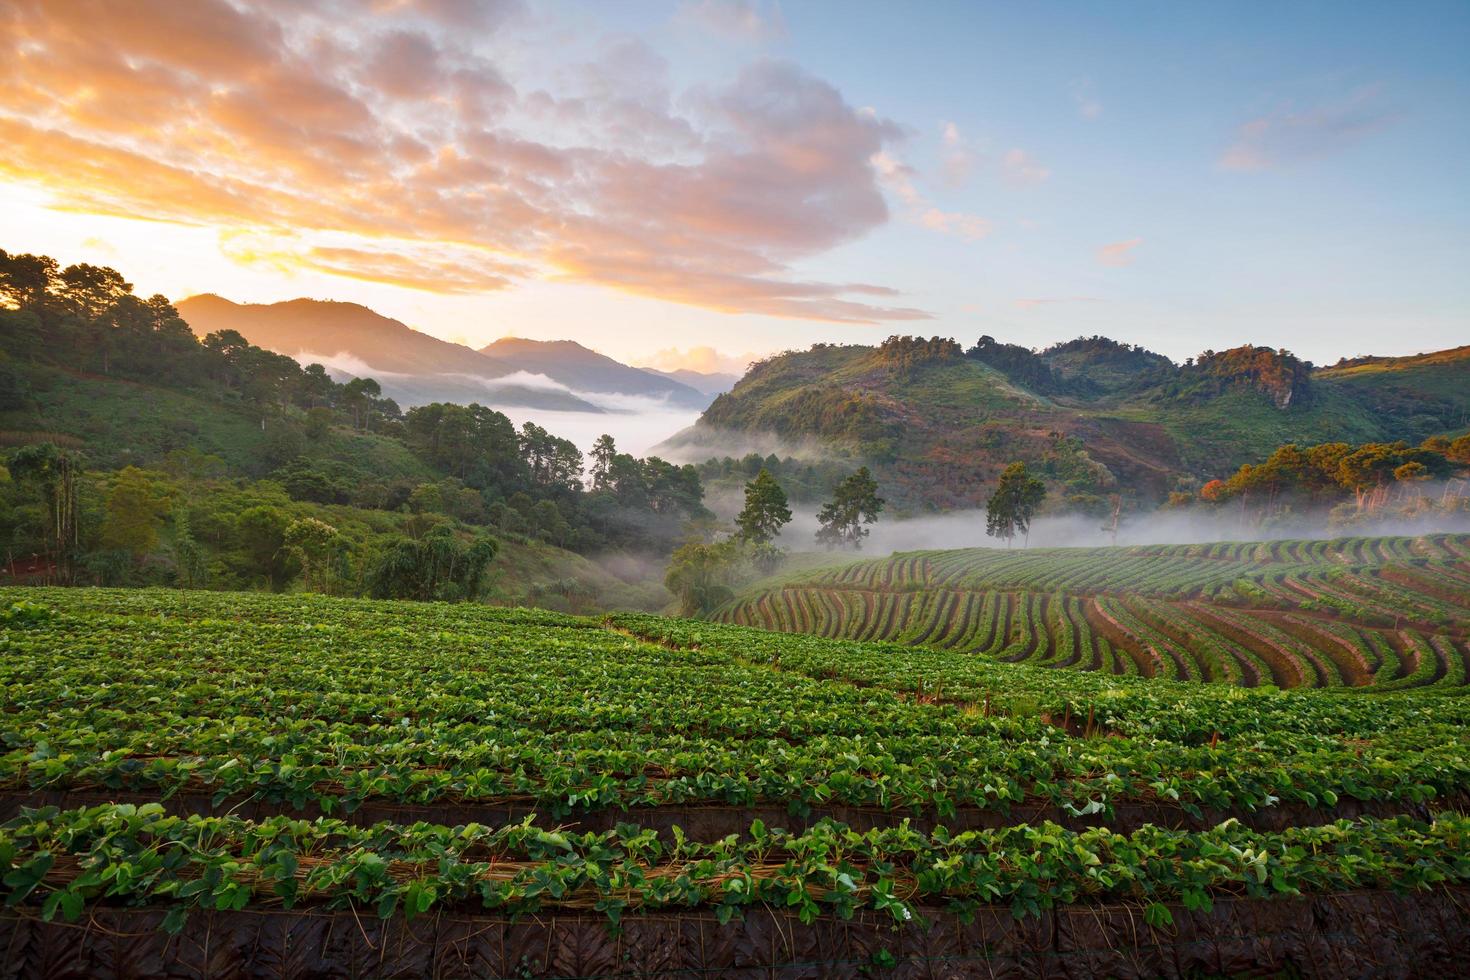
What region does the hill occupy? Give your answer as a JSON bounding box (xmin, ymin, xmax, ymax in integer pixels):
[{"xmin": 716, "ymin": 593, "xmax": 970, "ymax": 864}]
[
  {"xmin": 1, "ymin": 246, "xmax": 715, "ymax": 609},
  {"xmin": 175, "ymin": 295, "xmax": 600, "ymax": 412},
  {"xmin": 4, "ymin": 585, "xmax": 1469, "ymax": 973},
  {"xmin": 678, "ymin": 336, "xmax": 1470, "ymax": 510},
  {"xmin": 713, "ymin": 533, "xmax": 1470, "ymax": 690},
  {"xmin": 479, "ymin": 337, "xmax": 711, "ymax": 409}
]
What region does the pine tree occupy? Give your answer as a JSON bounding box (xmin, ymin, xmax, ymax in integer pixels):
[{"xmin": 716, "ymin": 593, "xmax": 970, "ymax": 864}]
[
  {"xmin": 735, "ymin": 468, "xmax": 792, "ymax": 544},
  {"xmin": 815, "ymin": 467, "xmax": 885, "ymax": 549}
]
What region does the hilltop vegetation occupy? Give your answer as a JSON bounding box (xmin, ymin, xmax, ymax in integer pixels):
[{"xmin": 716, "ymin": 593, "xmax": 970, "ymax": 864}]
[{"xmin": 691, "ymin": 333, "xmax": 1470, "ymax": 512}]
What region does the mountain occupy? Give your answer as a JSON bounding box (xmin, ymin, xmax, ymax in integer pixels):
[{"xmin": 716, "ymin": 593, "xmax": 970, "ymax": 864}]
[
  {"xmin": 175, "ymin": 295, "xmax": 601, "ymax": 412},
  {"xmin": 645, "ymin": 367, "xmax": 741, "ymax": 397},
  {"xmin": 478, "ymin": 338, "xmax": 712, "ymax": 409},
  {"xmin": 667, "ymin": 335, "xmax": 1470, "ymax": 512}
]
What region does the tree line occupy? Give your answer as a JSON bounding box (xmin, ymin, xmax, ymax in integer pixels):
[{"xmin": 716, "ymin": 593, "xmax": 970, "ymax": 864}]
[{"xmin": 1184, "ymin": 435, "xmax": 1470, "ymax": 526}]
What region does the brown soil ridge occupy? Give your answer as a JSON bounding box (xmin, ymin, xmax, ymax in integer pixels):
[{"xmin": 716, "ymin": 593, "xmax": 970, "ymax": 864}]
[{"xmin": 4, "ymin": 887, "xmax": 1468, "ymax": 978}]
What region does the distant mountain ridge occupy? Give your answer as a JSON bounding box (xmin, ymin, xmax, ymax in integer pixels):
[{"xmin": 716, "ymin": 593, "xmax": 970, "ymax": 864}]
[
  {"xmin": 645, "ymin": 367, "xmax": 741, "ymax": 397},
  {"xmin": 176, "ymin": 295, "xmax": 601, "ymax": 412},
  {"xmin": 478, "ymin": 337, "xmax": 711, "ymax": 409}
]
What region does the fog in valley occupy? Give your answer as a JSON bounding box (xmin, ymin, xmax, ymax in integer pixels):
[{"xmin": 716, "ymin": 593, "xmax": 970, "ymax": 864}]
[
  {"xmin": 494, "ymin": 397, "xmax": 704, "ymax": 460},
  {"xmin": 754, "ymin": 487, "xmax": 1470, "ymax": 559}
]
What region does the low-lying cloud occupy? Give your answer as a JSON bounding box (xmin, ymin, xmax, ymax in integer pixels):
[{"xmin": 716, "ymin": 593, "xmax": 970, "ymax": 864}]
[{"xmin": 769, "ymin": 499, "xmax": 1470, "ymax": 556}]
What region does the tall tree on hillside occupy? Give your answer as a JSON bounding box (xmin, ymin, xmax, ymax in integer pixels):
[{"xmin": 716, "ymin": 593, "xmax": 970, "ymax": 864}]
[
  {"xmin": 985, "ymin": 462, "xmax": 1046, "ymax": 548},
  {"xmin": 735, "ymin": 468, "xmax": 791, "ymax": 544},
  {"xmin": 0, "ymin": 250, "xmax": 59, "ymax": 310},
  {"xmin": 7, "ymin": 443, "xmax": 83, "ymax": 578},
  {"xmin": 815, "ymin": 467, "xmax": 885, "ymax": 550},
  {"xmin": 590, "ymin": 434, "xmax": 617, "ymax": 490}
]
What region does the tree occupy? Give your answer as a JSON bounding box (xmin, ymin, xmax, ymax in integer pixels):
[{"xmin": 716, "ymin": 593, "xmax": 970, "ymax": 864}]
[
  {"xmin": 7, "ymin": 443, "xmax": 83, "ymax": 577},
  {"xmin": 0, "ymin": 250, "xmax": 59, "ymax": 310},
  {"xmin": 283, "ymin": 517, "xmax": 343, "ymax": 593},
  {"xmin": 814, "ymin": 467, "xmax": 885, "ymax": 550},
  {"xmin": 235, "ymin": 505, "xmax": 292, "ymax": 590},
  {"xmin": 100, "ymin": 466, "xmax": 167, "ymax": 558},
  {"xmin": 340, "ymin": 377, "xmax": 382, "ymax": 430},
  {"xmin": 664, "ymin": 539, "xmax": 739, "ymax": 617},
  {"xmin": 169, "ymin": 506, "xmax": 208, "ymax": 589},
  {"xmin": 366, "ymin": 525, "xmax": 497, "ymax": 601},
  {"xmin": 590, "ymin": 434, "xmax": 617, "ymax": 491},
  {"xmin": 735, "ymin": 468, "xmax": 791, "ymax": 544},
  {"xmin": 985, "ymin": 462, "xmax": 1046, "ymax": 548}
]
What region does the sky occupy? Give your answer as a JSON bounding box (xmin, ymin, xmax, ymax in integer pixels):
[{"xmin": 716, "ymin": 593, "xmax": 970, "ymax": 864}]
[{"xmin": 2, "ymin": 0, "xmax": 1467, "ymax": 370}]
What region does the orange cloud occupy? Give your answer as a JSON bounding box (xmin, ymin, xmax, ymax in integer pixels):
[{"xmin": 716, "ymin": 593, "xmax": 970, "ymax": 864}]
[
  {"xmin": 0, "ymin": 0, "xmax": 926, "ymax": 324},
  {"xmin": 639, "ymin": 346, "xmax": 761, "ymax": 374}
]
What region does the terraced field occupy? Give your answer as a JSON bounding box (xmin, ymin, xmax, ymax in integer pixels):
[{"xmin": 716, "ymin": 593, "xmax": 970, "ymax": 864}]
[
  {"xmin": 716, "ymin": 533, "xmax": 1470, "ymax": 690},
  {"xmin": 3, "ymin": 586, "xmax": 1470, "ymax": 974}
]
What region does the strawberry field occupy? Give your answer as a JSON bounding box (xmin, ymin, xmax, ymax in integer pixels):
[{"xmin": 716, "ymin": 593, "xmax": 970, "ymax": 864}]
[
  {"xmin": 717, "ymin": 532, "xmax": 1470, "ymax": 690},
  {"xmin": 3, "ymin": 584, "xmax": 1470, "ymax": 975}
]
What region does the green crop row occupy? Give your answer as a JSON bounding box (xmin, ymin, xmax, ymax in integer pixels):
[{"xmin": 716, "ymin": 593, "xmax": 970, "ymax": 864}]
[
  {"xmin": 5, "ymin": 804, "xmax": 1469, "ymax": 932},
  {"xmin": 4, "ymin": 589, "xmax": 1470, "ymax": 822}
]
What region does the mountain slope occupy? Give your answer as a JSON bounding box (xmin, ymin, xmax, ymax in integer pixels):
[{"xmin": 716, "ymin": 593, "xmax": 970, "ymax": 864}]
[
  {"xmin": 676, "ymin": 337, "xmax": 1470, "ymax": 511},
  {"xmin": 479, "ymin": 338, "xmax": 711, "ymax": 409},
  {"xmin": 175, "ymin": 295, "xmax": 599, "ymax": 412}
]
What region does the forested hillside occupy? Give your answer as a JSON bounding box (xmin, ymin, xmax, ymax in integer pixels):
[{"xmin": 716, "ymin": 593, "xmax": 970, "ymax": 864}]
[
  {"xmin": 687, "ymin": 334, "xmax": 1470, "ymax": 512},
  {"xmin": 0, "ymin": 247, "xmax": 694, "ymax": 609}
]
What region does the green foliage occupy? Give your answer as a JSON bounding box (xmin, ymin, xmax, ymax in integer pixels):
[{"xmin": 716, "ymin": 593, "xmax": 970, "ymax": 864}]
[
  {"xmin": 664, "ymin": 539, "xmax": 741, "ymax": 616},
  {"xmin": 282, "ymin": 517, "xmax": 343, "ymax": 594},
  {"xmin": 985, "ymin": 462, "xmax": 1046, "ymax": 546},
  {"xmin": 735, "ymin": 468, "xmax": 792, "ymax": 545},
  {"xmin": 692, "ymin": 336, "xmax": 1470, "ymax": 512},
  {"xmin": 966, "ymin": 336, "xmax": 1056, "ymax": 392},
  {"xmin": 366, "ymin": 526, "xmax": 498, "ymax": 602},
  {"xmin": 3, "ymin": 585, "xmax": 1470, "ymax": 932},
  {"xmin": 815, "ymin": 467, "xmax": 885, "ymax": 550},
  {"xmin": 99, "ymin": 466, "xmax": 168, "ymax": 557},
  {"xmin": 4, "ymin": 803, "xmax": 1467, "ymax": 928}
]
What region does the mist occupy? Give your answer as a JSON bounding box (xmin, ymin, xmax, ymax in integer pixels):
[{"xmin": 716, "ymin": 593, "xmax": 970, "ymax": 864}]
[
  {"xmin": 761, "ymin": 492, "xmax": 1470, "ymax": 557},
  {"xmin": 492, "ymin": 399, "xmax": 703, "ymax": 459},
  {"xmin": 652, "ymin": 425, "xmax": 843, "ymax": 465}
]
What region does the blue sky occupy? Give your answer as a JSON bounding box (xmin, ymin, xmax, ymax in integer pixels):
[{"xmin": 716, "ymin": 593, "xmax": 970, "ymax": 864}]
[
  {"xmin": 676, "ymin": 0, "xmax": 1470, "ymax": 364},
  {"xmin": 3, "ymin": 0, "xmax": 1466, "ymax": 368}
]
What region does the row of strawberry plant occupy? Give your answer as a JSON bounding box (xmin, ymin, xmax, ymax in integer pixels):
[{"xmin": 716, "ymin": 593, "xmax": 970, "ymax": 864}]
[{"xmin": 5, "ymin": 804, "xmax": 1468, "ymax": 933}]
